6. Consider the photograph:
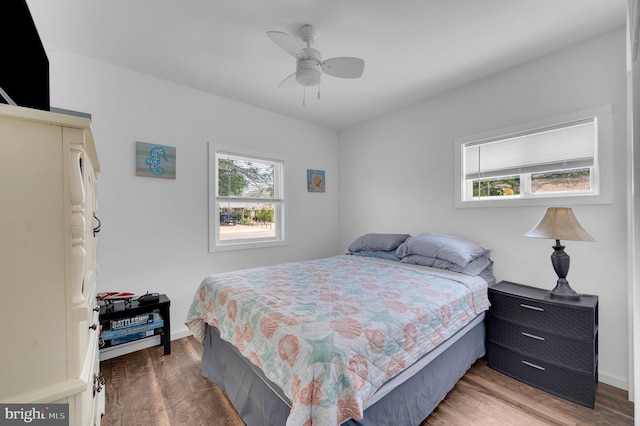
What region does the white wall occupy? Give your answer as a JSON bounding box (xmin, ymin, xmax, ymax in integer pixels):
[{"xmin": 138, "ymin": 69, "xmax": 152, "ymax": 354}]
[
  {"xmin": 45, "ymin": 48, "xmax": 339, "ymax": 339},
  {"xmin": 36, "ymin": 16, "xmax": 629, "ymax": 391},
  {"xmin": 338, "ymin": 28, "xmax": 628, "ymax": 389}
]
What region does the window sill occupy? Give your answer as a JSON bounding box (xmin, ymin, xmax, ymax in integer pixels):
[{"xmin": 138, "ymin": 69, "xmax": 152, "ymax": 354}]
[
  {"xmin": 210, "ymin": 239, "xmax": 287, "ymax": 252},
  {"xmin": 455, "ymin": 192, "xmax": 610, "ymax": 208}
]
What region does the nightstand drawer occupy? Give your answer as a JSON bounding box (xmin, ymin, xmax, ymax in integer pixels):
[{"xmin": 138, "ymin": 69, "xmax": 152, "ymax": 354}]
[
  {"xmin": 487, "ymin": 317, "xmax": 597, "ymax": 373},
  {"xmin": 488, "ymin": 343, "xmax": 597, "ymax": 408},
  {"xmin": 489, "ymin": 291, "xmax": 595, "ymax": 339}
]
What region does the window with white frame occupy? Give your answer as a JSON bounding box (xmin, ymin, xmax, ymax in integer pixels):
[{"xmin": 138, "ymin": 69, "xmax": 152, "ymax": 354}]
[
  {"xmin": 209, "ymin": 144, "xmax": 285, "ymax": 251},
  {"xmin": 455, "ymin": 105, "xmax": 612, "ymax": 207}
]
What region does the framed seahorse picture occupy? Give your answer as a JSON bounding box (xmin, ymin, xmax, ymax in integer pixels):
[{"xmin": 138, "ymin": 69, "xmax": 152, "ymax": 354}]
[{"xmin": 136, "ymin": 141, "xmax": 176, "ymax": 179}]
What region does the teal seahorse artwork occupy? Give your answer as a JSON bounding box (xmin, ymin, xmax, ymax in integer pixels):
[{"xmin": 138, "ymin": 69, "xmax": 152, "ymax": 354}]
[{"xmin": 136, "ymin": 142, "xmax": 176, "ymax": 179}]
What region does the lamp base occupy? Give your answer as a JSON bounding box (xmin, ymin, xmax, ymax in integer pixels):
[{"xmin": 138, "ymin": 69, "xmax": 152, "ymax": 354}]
[
  {"xmin": 549, "ymin": 279, "xmax": 580, "ymax": 301},
  {"xmin": 549, "ymin": 241, "xmax": 580, "ymax": 301}
]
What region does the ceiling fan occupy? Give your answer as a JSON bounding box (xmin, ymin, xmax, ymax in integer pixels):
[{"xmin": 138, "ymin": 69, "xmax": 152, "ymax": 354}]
[{"xmin": 266, "ymin": 24, "xmax": 365, "ymax": 104}]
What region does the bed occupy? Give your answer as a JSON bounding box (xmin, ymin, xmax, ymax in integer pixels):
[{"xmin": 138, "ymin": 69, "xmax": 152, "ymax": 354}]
[{"xmin": 186, "ymin": 233, "xmax": 495, "ymax": 425}]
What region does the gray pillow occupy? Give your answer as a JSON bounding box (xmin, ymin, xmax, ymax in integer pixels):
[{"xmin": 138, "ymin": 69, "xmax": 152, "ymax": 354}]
[
  {"xmin": 400, "ymin": 254, "xmax": 492, "ymax": 276},
  {"xmin": 348, "ymin": 233, "xmax": 410, "ymax": 253},
  {"xmin": 395, "ymin": 233, "xmax": 488, "ymax": 267},
  {"xmin": 352, "ymin": 250, "xmax": 401, "ymax": 261}
]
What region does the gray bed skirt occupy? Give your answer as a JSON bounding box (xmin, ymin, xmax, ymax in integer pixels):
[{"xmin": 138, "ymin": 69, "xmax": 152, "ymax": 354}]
[{"xmin": 202, "ymin": 318, "xmax": 486, "ymax": 425}]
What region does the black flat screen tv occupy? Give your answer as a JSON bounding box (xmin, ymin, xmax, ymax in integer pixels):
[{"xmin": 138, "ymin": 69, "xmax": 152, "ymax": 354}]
[{"xmin": 0, "ymin": 0, "xmax": 50, "ymax": 111}]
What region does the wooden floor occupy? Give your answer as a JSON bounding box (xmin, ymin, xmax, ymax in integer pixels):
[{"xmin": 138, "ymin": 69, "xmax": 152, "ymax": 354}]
[{"xmin": 100, "ymin": 336, "xmax": 633, "ymax": 426}]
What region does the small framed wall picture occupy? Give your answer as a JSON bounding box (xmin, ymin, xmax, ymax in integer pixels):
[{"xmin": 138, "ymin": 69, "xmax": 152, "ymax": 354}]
[
  {"xmin": 307, "ymin": 169, "xmax": 325, "ymax": 192},
  {"xmin": 136, "ymin": 141, "xmax": 176, "ymax": 179}
]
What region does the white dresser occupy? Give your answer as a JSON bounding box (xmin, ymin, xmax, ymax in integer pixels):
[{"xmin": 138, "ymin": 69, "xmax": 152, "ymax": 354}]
[{"xmin": 0, "ymin": 104, "xmax": 104, "ymax": 425}]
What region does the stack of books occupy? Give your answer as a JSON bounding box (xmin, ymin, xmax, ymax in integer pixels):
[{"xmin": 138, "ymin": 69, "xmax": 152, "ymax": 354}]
[{"xmin": 101, "ymin": 311, "xmax": 164, "ymax": 346}]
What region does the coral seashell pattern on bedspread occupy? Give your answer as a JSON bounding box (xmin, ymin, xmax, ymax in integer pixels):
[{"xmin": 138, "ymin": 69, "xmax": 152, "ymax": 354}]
[{"xmin": 185, "ymin": 255, "xmax": 490, "ymax": 426}]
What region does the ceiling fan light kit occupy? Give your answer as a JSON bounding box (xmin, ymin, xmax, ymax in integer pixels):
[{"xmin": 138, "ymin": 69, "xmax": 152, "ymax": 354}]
[
  {"xmin": 296, "ymin": 48, "xmax": 322, "ymax": 87},
  {"xmin": 267, "ymin": 24, "xmax": 365, "ymax": 105}
]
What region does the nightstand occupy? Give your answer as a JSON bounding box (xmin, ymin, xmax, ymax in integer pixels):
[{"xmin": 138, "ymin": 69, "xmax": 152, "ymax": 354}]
[
  {"xmin": 486, "ymin": 281, "xmax": 598, "ymax": 408},
  {"xmin": 99, "ymin": 294, "xmax": 171, "ymax": 357}
]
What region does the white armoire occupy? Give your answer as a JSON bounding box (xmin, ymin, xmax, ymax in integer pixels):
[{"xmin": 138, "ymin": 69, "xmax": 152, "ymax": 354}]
[{"xmin": 0, "ymin": 104, "xmax": 104, "ymax": 425}]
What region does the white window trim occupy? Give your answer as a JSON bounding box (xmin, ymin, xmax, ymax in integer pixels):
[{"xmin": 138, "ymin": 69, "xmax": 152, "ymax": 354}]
[
  {"xmin": 454, "ymin": 104, "xmax": 613, "ymax": 208},
  {"xmin": 208, "ymin": 143, "xmax": 287, "ymax": 252}
]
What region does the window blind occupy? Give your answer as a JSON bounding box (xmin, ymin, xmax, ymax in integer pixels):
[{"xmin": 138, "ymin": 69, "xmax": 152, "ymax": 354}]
[
  {"xmin": 217, "ymin": 153, "xmax": 283, "ymax": 201},
  {"xmin": 464, "ymin": 118, "xmax": 595, "ymax": 180}
]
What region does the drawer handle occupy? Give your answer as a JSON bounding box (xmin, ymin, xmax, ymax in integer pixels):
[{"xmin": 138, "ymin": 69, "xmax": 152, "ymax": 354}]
[
  {"xmin": 520, "ymin": 303, "xmax": 544, "ymax": 312},
  {"xmin": 89, "ymin": 323, "xmax": 98, "ymax": 331},
  {"xmin": 522, "ymin": 360, "xmax": 546, "ymax": 371},
  {"xmin": 521, "ymin": 332, "xmax": 545, "ymax": 341},
  {"xmin": 93, "ymin": 374, "xmax": 105, "ymax": 397},
  {"xmin": 93, "ymin": 306, "xmax": 100, "ymax": 312},
  {"xmin": 93, "ymin": 213, "xmax": 101, "ymax": 237}
]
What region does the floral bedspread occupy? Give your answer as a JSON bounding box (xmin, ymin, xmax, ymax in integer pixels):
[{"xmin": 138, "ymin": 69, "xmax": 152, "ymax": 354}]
[{"xmin": 186, "ymin": 255, "xmax": 489, "ymax": 426}]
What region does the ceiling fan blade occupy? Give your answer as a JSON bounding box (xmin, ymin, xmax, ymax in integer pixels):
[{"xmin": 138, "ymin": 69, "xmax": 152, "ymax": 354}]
[
  {"xmin": 321, "ymin": 57, "xmax": 365, "ymax": 78},
  {"xmin": 278, "ymin": 72, "xmax": 297, "ymax": 88},
  {"xmin": 267, "ymin": 31, "xmax": 305, "ymax": 59}
]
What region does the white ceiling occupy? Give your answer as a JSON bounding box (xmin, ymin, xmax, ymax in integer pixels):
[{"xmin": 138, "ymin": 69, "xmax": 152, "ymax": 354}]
[{"xmin": 26, "ymin": 0, "xmax": 627, "ymax": 130}]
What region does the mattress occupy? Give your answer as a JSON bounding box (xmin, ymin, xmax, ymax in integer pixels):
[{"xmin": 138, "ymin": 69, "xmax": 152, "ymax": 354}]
[
  {"xmin": 202, "ymin": 312, "xmax": 486, "ymax": 425},
  {"xmin": 186, "ymin": 255, "xmax": 491, "ymax": 425}
]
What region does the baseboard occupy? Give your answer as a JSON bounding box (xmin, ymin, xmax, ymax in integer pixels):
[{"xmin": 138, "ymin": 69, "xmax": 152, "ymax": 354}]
[
  {"xmin": 105, "ymin": 328, "xmax": 629, "ymax": 398},
  {"xmin": 599, "ymin": 372, "xmax": 629, "ymax": 393},
  {"xmin": 171, "ymin": 328, "xmax": 192, "ymax": 340}
]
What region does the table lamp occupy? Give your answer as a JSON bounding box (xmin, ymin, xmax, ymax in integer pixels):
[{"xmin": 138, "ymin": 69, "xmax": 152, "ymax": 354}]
[{"xmin": 523, "ymin": 207, "xmax": 595, "ymax": 301}]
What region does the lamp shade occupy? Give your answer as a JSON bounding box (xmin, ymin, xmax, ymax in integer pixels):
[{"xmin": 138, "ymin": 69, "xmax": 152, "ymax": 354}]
[{"xmin": 524, "ymin": 207, "xmax": 595, "ymax": 242}]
